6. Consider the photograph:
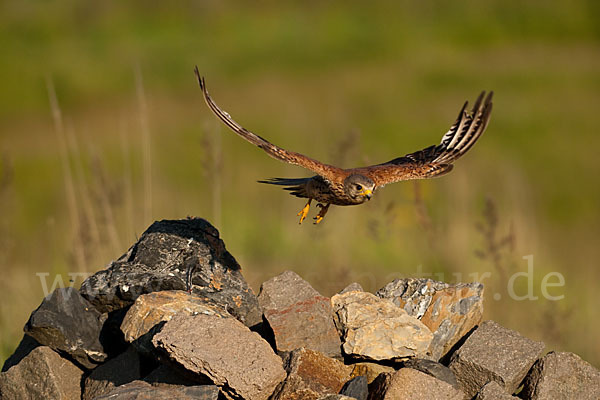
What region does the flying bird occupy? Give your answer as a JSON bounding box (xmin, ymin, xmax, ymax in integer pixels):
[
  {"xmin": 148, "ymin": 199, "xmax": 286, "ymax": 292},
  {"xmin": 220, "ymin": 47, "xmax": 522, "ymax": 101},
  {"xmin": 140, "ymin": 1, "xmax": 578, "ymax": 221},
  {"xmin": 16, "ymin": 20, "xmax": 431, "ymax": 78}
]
[{"xmin": 195, "ymin": 67, "xmax": 493, "ymax": 225}]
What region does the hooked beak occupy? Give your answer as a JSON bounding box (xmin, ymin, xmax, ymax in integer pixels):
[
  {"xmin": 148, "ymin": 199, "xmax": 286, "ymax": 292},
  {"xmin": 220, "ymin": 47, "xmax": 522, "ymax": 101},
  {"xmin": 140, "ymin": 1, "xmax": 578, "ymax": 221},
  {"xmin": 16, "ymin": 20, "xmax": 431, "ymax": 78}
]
[{"xmin": 361, "ymin": 189, "xmax": 373, "ymax": 200}]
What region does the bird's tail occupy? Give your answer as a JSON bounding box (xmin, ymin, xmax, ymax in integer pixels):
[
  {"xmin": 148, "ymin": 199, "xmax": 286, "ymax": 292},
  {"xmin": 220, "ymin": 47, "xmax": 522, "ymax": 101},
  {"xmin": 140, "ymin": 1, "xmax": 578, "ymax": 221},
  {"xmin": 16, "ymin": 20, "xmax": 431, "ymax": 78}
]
[{"xmin": 258, "ymin": 177, "xmax": 311, "ymax": 198}]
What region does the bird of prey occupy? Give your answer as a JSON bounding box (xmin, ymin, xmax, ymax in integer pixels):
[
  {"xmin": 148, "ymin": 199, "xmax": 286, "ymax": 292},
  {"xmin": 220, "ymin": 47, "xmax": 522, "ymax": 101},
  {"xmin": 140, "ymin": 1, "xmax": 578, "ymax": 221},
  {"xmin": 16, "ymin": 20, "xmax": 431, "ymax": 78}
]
[{"xmin": 195, "ymin": 67, "xmax": 493, "ymax": 225}]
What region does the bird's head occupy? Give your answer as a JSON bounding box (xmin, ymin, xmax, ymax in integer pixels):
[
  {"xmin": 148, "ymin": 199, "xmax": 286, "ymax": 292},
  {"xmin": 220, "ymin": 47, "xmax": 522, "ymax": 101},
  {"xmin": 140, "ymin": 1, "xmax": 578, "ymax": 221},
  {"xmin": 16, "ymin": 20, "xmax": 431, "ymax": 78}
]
[{"xmin": 344, "ymin": 174, "xmax": 375, "ymax": 203}]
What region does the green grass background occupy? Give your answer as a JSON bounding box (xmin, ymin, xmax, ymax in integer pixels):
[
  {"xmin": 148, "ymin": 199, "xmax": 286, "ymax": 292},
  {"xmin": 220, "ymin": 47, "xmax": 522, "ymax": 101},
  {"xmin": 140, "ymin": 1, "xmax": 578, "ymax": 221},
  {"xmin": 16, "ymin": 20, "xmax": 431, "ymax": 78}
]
[{"xmin": 1, "ymin": 1, "xmax": 599, "ymax": 367}]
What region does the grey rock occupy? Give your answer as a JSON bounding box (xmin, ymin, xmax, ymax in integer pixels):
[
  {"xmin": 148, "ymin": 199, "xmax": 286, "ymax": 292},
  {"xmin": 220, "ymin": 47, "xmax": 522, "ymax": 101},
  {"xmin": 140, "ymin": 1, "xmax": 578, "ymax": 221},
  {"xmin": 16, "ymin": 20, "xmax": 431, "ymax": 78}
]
[
  {"xmin": 120, "ymin": 290, "xmax": 230, "ymax": 354},
  {"xmin": 403, "ymin": 358, "xmax": 458, "ymax": 389},
  {"xmin": 0, "ymin": 346, "xmax": 83, "ymax": 400},
  {"xmin": 331, "ymin": 291, "xmax": 433, "ymax": 361},
  {"xmin": 377, "ymin": 278, "xmax": 484, "ymax": 360},
  {"xmin": 376, "ymin": 278, "xmax": 452, "ymax": 317},
  {"xmin": 340, "ymin": 375, "xmax": 368, "ymax": 400},
  {"xmin": 272, "ymin": 347, "xmax": 353, "ymax": 400},
  {"xmin": 152, "ymin": 312, "xmax": 285, "ymax": 400},
  {"xmin": 522, "ymin": 351, "xmax": 600, "ymax": 400},
  {"xmin": 1, "ymin": 334, "xmax": 40, "ymax": 372},
  {"xmin": 449, "ymin": 320, "xmax": 545, "ymax": 398},
  {"xmin": 24, "ymin": 287, "xmax": 107, "ymax": 369},
  {"xmin": 94, "ymin": 380, "xmax": 219, "ymax": 400},
  {"xmin": 80, "ymin": 218, "xmax": 261, "ymax": 328},
  {"xmin": 474, "ymin": 381, "xmax": 519, "ymax": 399},
  {"xmin": 318, "ymin": 396, "xmax": 355, "ymax": 400},
  {"xmin": 377, "ymin": 368, "xmax": 464, "ymax": 399},
  {"xmin": 82, "ymin": 346, "xmax": 141, "ymax": 400},
  {"xmin": 175, "ymin": 385, "xmax": 220, "ymax": 399},
  {"xmin": 339, "ymin": 282, "xmax": 364, "ymax": 294},
  {"xmin": 258, "ymin": 270, "xmax": 342, "ymax": 358}
]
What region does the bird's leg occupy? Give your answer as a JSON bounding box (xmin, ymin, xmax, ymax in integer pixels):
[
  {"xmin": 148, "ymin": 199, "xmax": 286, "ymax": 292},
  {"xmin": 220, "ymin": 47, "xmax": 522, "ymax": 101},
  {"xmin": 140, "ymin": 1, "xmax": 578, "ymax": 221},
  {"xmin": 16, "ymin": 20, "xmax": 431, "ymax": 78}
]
[
  {"xmin": 297, "ymin": 199, "xmax": 312, "ymax": 224},
  {"xmin": 313, "ymin": 203, "xmax": 330, "ymax": 225}
]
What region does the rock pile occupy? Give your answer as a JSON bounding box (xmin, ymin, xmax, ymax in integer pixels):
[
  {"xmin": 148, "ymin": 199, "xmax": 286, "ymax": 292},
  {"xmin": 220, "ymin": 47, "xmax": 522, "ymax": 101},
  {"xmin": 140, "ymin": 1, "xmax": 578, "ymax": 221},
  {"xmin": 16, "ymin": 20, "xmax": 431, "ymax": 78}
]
[{"xmin": 1, "ymin": 218, "xmax": 598, "ymax": 399}]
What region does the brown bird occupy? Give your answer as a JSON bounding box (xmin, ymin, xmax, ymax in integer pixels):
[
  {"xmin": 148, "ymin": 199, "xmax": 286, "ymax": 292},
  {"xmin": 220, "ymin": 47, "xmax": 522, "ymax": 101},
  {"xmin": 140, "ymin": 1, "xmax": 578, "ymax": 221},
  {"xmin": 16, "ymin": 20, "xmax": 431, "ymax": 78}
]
[{"xmin": 195, "ymin": 67, "xmax": 493, "ymax": 225}]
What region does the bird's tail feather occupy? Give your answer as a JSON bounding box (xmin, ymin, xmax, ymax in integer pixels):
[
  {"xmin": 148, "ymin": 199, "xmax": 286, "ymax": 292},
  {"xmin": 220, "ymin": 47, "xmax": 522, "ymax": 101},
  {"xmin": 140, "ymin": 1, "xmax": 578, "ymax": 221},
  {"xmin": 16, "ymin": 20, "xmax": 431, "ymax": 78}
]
[
  {"xmin": 258, "ymin": 177, "xmax": 311, "ymax": 198},
  {"xmin": 258, "ymin": 177, "xmax": 311, "ymax": 186}
]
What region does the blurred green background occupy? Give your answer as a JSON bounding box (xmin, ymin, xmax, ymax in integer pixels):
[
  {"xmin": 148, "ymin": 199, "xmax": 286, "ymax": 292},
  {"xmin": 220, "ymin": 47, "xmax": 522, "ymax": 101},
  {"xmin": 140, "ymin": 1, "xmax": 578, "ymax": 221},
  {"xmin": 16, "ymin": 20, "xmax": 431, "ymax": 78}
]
[{"xmin": 1, "ymin": 1, "xmax": 599, "ymax": 367}]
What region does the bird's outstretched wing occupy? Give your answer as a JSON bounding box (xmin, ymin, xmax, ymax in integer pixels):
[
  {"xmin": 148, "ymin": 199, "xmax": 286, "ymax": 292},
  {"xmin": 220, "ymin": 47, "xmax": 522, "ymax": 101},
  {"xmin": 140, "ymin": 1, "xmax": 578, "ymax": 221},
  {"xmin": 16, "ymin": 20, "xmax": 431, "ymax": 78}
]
[
  {"xmin": 195, "ymin": 67, "xmax": 344, "ymax": 183},
  {"xmin": 354, "ymin": 91, "xmax": 493, "ymax": 186}
]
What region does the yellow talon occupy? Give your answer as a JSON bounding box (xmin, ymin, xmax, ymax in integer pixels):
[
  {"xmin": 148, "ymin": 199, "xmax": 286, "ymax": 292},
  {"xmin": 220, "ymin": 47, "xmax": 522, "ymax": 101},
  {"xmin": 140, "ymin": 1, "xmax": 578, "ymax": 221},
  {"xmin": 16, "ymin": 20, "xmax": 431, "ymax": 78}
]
[
  {"xmin": 313, "ymin": 203, "xmax": 330, "ymax": 225},
  {"xmin": 297, "ymin": 200, "xmax": 311, "ymax": 224}
]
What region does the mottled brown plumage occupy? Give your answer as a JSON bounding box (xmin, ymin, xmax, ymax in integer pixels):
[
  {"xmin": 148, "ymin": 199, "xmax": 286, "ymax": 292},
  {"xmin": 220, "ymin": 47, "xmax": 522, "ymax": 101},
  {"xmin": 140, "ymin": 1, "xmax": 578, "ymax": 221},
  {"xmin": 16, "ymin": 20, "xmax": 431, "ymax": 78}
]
[{"xmin": 195, "ymin": 67, "xmax": 493, "ymax": 224}]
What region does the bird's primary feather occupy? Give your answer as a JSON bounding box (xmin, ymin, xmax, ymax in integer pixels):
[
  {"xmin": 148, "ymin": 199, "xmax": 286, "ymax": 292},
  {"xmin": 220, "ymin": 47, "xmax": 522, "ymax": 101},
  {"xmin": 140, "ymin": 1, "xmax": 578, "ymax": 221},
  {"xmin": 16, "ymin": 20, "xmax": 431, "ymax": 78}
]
[{"xmin": 195, "ymin": 67, "xmax": 493, "ymax": 216}]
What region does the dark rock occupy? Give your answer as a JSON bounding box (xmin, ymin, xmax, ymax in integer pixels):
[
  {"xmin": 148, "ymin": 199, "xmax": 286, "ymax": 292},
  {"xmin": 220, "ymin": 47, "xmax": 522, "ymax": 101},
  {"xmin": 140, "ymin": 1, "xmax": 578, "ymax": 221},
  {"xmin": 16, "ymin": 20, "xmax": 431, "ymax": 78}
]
[
  {"xmin": 152, "ymin": 312, "xmax": 285, "ymax": 400},
  {"xmin": 0, "ymin": 346, "xmax": 83, "ymax": 400},
  {"xmin": 331, "ymin": 291, "xmax": 432, "ymax": 361},
  {"xmin": 377, "ymin": 278, "xmax": 484, "ymax": 360},
  {"xmin": 449, "ymin": 320, "xmax": 545, "ymax": 398},
  {"xmin": 340, "ymin": 375, "xmax": 368, "ymax": 400},
  {"xmin": 82, "ymin": 346, "xmax": 141, "ymax": 400},
  {"xmin": 377, "ymin": 368, "xmax": 464, "ymax": 399},
  {"xmin": 258, "ymin": 270, "xmax": 342, "ymax": 358},
  {"xmin": 94, "ymin": 380, "xmax": 220, "ymax": 400},
  {"xmin": 349, "ymin": 362, "xmax": 395, "ymax": 384},
  {"xmin": 98, "ymin": 307, "xmax": 131, "ymax": 358},
  {"xmin": 521, "ymin": 351, "xmax": 600, "ymax": 399},
  {"xmin": 80, "ymin": 218, "xmax": 261, "ymax": 328},
  {"xmin": 402, "ymin": 358, "xmax": 458, "ymax": 389},
  {"xmin": 120, "ymin": 290, "xmax": 230, "ymax": 354},
  {"xmin": 272, "ymin": 347, "xmax": 353, "ymax": 400},
  {"xmin": 366, "ymin": 373, "xmax": 393, "ymax": 400},
  {"xmin": 143, "ymin": 364, "xmax": 202, "ymax": 388},
  {"xmin": 24, "ymin": 287, "xmax": 107, "ymax": 369},
  {"xmin": 474, "ymin": 381, "xmax": 519, "ymax": 399},
  {"xmin": 1, "ymin": 334, "xmax": 40, "ymax": 372}
]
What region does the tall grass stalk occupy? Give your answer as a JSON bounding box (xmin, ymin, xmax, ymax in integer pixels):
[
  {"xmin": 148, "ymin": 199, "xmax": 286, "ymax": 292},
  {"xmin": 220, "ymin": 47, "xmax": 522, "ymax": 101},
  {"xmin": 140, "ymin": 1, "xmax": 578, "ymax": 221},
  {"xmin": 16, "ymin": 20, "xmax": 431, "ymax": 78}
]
[
  {"xmin": 119, "ymin": 117, "xmax": 135, "ymax": 242},
  {"xmin": 134, "ymin": 64, "xmax": 153, "ymax": 225},
  {"xmin": 46, "ymin": 76, "xmax": 85, "ymax": 271},
  {"xmin": 64, "ymin": 123, "xmax": 103, "ymax": 261},
  {"xmin": 89, "ymin": 149, "xmax": 121, "ymax": 258}
]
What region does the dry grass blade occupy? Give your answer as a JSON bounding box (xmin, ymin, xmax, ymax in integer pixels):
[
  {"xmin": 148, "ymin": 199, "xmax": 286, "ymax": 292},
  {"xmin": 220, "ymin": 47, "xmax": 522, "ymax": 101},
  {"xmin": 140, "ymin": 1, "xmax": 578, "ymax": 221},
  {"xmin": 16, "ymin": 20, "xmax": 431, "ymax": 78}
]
[
  {"xmin": 46, "ymin": 76, "xmax": 86, "ymax": 271},
  {"xmin": 134, "ymin": 63, "xmax": 153, "ymax": 224}
]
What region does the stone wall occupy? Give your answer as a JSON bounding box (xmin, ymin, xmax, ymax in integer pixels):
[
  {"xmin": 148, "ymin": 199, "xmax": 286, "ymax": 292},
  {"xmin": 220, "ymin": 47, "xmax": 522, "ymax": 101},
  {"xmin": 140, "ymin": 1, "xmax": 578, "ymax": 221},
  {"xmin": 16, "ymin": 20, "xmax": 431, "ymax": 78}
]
[{"xmin": 1, "ymin": 218, "xmax": 598, "ymax": 399}]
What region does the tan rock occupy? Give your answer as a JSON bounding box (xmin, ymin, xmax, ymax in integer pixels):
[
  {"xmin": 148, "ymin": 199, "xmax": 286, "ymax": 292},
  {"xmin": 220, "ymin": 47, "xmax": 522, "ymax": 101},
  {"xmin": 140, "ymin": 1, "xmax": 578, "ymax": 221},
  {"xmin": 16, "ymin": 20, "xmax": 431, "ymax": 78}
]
[
  {"xmin": 403, "ymin": 358, "xmax": 458, "ymax": 389},
  {"xmin": 153, "ymin": 312, "xmax": 286, "ymax": 400},
  {"xmin": 1, "ymin": 335, "xmax": 40, "ymax": 372},
  {"xmin": 331, "ymin": 291, "xmax": 433, "ymax": 361},
  {"xmin": 350, "ymin": 362, "xmax": 396, "ymax": 384},
  {"xmin": 522, "ymin": 351, "xmax": 600, "ymax": 400},
  {"xmin": 382, "ymin": 368, "xmax": 464, "ymax": 400},
  {"xmin": 258, "ymin": 271, "xmax": 342, "ymax": 358},
  {"xmin": 475, "ymin": 381, "xmax": 519, "ymax": 399},
  {"xmin": 377, "ymin": 278, "xmax": 484, "ymax": 360},
  {"xmin": 449, "ymin": 320, "xmax": 545, "ymax": 398},
  {"xmin": 272, "ymin": 348, "xmax": 353, "ymax": 400},
  {"xmin": 0, "ymin": 346, "xmax": 83, "ymax": 400},
  {"xmin": 121, "ymin": 290, "xmax": 229, "ymax": 353}
]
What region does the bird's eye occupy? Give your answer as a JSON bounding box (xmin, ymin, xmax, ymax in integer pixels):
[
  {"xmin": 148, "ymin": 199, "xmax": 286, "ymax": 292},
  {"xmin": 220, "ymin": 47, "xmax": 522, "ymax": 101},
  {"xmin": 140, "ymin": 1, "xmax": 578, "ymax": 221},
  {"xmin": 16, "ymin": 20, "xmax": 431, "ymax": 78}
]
[{"xmin": 356, "ymin": 184, "xmax": 362, "ymax": 191}]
